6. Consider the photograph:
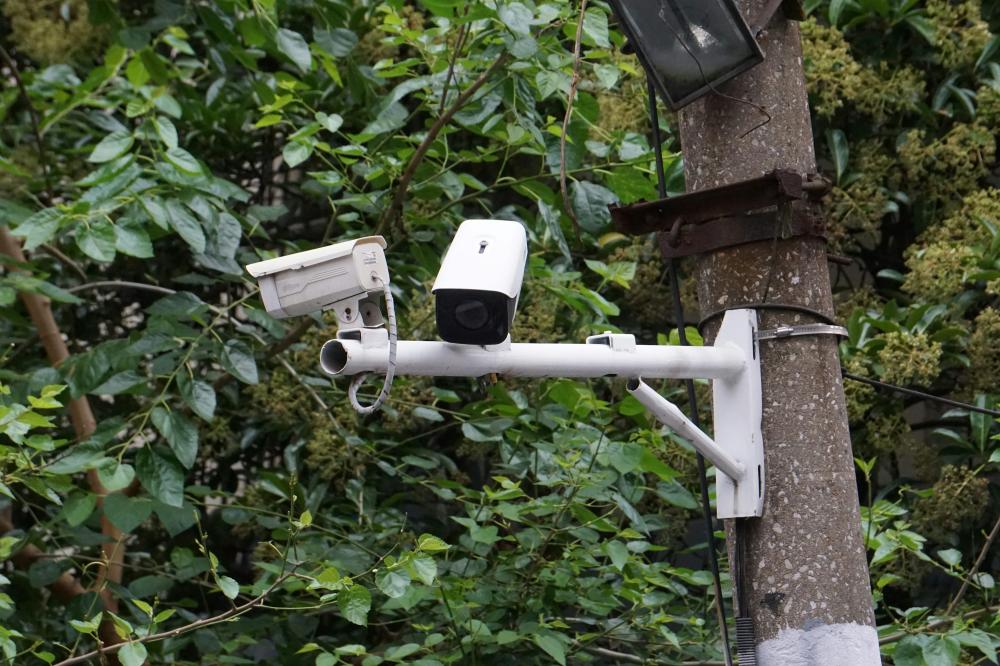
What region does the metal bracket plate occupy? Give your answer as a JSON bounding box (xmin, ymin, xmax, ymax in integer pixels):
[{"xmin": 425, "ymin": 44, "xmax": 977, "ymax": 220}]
[{"xmin": 714, "ymin": 309, "xmax": 765, "ymax": 519}]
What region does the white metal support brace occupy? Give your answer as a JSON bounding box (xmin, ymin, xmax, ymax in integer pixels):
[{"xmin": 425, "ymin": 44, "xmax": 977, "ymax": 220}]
[{"xmin": 320, "ymin": 309, "xmax": 765, "ymax": 518}]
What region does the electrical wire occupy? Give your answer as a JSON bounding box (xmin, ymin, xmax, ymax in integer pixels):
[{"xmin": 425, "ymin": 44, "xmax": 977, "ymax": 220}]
[
  {"xmin": 843, "ymin": 372, "xmax": 1000, "ymax": 418},
  {"xmin": 647, "ymin": 75, "xmax": 734, "ymax": 666},
  {"xmin": 348, "ymin": 277, "xmax": 397, "ymax": 414},
  {"xmin": 698, "ymin": 302, "xmax": 838, "ymax": 334}
]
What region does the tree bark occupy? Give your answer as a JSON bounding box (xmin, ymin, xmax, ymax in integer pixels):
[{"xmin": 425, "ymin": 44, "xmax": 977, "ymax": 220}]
[{"xmin": 676, "ymin": 3, "xmax": 879, "ymax": 664}]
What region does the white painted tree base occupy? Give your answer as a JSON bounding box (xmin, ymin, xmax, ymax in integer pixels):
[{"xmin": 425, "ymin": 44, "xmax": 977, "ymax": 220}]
[{"xmin": 756, "ymin": 622, "xmax": 881, "ymax": 665}]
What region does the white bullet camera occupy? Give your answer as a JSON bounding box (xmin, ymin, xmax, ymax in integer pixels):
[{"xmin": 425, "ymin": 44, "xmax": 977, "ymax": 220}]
[
  {"xmin": 432, "ymin": 219, "xmax": 528, "ymax": 346},
  {"xmin": 246, "ymin": 236, "xmax": 390, "ymax": 326}
]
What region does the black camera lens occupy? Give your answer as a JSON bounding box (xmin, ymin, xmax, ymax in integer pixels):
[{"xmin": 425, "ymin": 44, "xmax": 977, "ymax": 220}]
[
  {"xmin": 435, "ymin": 289, "xmax": 515, "ymax": 345},
  {"xmin": 454, "ymin": 299, "xmax": 489, "ymax": 330}
]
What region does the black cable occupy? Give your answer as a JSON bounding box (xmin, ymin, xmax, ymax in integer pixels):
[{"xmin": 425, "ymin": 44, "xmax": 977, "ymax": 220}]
[
  {"xmin": 699, "ymin": 302, "xmax": 838, "ymax": 333},
  {"xmin": 843, "ymin": 372, "xmax": 1000, "ymax": 418},
  {"xmin": 647, "ymin": 75, "xmax": 734, "ymax": 666}
]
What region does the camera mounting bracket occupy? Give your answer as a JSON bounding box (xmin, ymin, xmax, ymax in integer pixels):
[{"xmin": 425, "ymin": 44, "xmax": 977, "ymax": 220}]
[{"xmin": 323, "ymin": 309, "xmax": 765, "ymax": 519}]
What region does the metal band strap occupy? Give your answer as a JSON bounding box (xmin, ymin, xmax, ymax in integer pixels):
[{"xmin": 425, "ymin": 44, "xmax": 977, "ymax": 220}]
[{"xmin": 755, "ymin": 323, "xmax": 848, "ymax": 342}]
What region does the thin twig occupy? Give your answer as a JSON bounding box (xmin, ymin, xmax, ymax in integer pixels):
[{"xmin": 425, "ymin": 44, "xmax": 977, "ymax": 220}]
[
  {"xmin": 375, "ymin": 53, "xmax": 510, "ymax": 237},
  {"xmin": 559, "ymin": 0, "xmax": 588, "ymax": 245},
  {"xmin": 878, "ymin": 606, "xmax": 1000, "ymax": 645},
  {"xmin": 68, "ymin": 280, "xmax": 177, "ymax": 296},
  {"xmin": 41, "ymin": 243, "xmax": 88, "ymax": 280},
  {"xmin": 438, "ymin": 7, "xmax": 471, "ymax": 115},
  {"xmin": 0, "ymin": 45, "xmax": 54, "ymax": 199},
  {"xmin": 52, "ymin": 572, "xmax": 294, "ymax": 666},
  {"xmin": 945, "ymin": 514, "xmax": 1000, "ymax": 616}
]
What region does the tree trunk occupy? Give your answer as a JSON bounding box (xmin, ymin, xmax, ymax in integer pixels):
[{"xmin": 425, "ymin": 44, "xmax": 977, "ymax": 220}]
[{"xmin": 676, "ymin": 3, "xmax": 880, "ymax": 664}]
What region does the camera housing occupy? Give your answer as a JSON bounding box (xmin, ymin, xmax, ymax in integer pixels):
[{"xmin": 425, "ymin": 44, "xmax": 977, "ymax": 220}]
[
  {"xmin": 433, "ymin": 219, "xmax": 528, "ymax": 346},
  {"xmin": 246, "ymin": 236, "xmax": 389, "ymax": 325}
]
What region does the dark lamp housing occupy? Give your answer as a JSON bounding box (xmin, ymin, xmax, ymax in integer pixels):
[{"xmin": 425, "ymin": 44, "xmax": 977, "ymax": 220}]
[{"xmin": 608, "ymin": 0, "xmax": 763, "ymax": 110}]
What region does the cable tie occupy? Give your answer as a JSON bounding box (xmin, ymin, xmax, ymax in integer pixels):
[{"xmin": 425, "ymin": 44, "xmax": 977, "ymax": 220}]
[{"xmin": 756, "ymin": 323, "xmax": 848, "ymax": 341}]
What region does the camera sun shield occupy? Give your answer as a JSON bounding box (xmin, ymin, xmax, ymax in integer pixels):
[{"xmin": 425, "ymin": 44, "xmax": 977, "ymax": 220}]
[{"xmin": 432, "ymin": 220, "xmax": 528, "ymax": 346}]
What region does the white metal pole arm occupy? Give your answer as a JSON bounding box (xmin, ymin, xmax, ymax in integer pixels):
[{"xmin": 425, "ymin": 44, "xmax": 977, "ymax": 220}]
[
  {"xmin": 321, "ymin": 332, "xmax": 745, "ymax": 380},
  {"xmin": 320, "ymin": 309, "xmax": 765, "ymax": 519},
  {"xmin": 626, "ymin": 378, "xmax": 745, "ymax": 482}
]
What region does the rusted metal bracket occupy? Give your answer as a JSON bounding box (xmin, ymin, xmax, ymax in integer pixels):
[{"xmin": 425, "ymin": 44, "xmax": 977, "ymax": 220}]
[
  {"xmin": 751, "ymin": 0, "xmax": 805, "ymax": 36},
  {"xmin": 608, "ymin": 170, "xmax": 829, "ymax": 260}
]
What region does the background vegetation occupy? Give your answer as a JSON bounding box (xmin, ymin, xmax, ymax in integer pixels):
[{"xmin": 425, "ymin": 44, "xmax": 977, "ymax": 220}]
[{"xmin": 0, "ymin": 0, "xmax": 997, "ymax": 664}]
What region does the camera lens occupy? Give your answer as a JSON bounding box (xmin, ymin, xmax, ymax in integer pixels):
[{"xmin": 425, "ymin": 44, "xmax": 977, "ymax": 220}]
[{"xmin": 454, "ymin": 299, "xmax": 489, "ymax": 330}]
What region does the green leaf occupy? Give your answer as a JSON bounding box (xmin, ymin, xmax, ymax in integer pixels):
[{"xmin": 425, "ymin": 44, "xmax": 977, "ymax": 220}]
[
  {"xmin": 93, "ymin": 370, "xmax": 146, "ymax": 395},
  {"xmin": 376, "ymin": 569, "xmax": 411, "ymax": 598},
  {"xmin": 178, "ymin": 375, "xmax": 216, "ymax": 422},
  {"xmin": 254, "ymin": 114, "xmax": 282, "ymax": 128},
  {"xmin": 417, "ymin": 534, "xmax": 450, "ymax": 552},
  {"xmin": 923, "ymin": 635, "xmax": 960, "ymax": 666},
  {"xmin": 955, "ymin": 629, "xmax": 998, "ymax": 663},
  {"xmin": 153, "ymin": 499, "xmax": 197, "ymax": 537},
  {"xmin": 499, "ymin": 2, "xmax": 532, "ymax": 36},
  {"xmin": 385, "ymin": 643, "xmax": 420, "ymax": 661},
  {"xmin": 61, "ymin": 493, "xmax": 97, "ymax": 527},
  {"xmin": 135, "ymin": 447, "xmax": 186, "ymax": 508},
  {"xmin": 88, "ymin": 131, "xmax": 134, "ymax": 163},
  {"xmin": 283, "ymin": 141, "xmax": 313, "ymax": 168},
  {"xmin": 165, "ymin": 200, "xmax": 206, "ymax": 253},
  {"xmin": 361, "ymin": 102, "xmax": 408, "ymax": 135},
  {"xmin": 97, "ymin": 461, "xmax": 136, "ymax": 492},
  {"xmin": 937, "ymin": 548, "xmax": 962, "ymax": 567},
  {"xmin": 221, "ymin": 340, "xmax": 259, "ymax": 384},
  {"xmin": 410, "ymin": 554, "xmax": 436, "ymax": 585},
  {"xmin": 118, "ymin": 643, "xmax": 147, "ymax": 666},
  {"xmin": 13, "ymin": 208, "xmax": 62, "ymax": 250},
  {"xmin": 582, "ymin": 8, "xmax": 610, "ymax": 47},
  {"xmin": 164, "ymin": 147, "xmax": 202, "ymax": 175},
  {"xmin": 151, "ymin": 407, "xmax": 199, "ymax": 469},
  {"xmin": 69, "ymin": 613, "xmax": 103, "ymax": 634},
  {"xmin": 571, "ymin": 181, "xmax": 616, "ymax": 233},
  {"xmin": 103, "ymin": 494, "xmax": 153, "ymax": 534},
  {"xmin": 114, "ymin": 219, "xmax": 154, "ymax": 258},
  {"xmin": 532, "ymin": 634, "xmax": 566, "ymax": 666},
  {"xmin": 316, "ymin": 112, "xmax": 343, "ymax": 133},
  {"xmin": 338, "ymin": 585, "xmax": 371, "ymax": 626},
  {"xmin": 314, "ymin": 28, "xmax": 358, "ymax": 57},
  {"xmin": 153, "ymin": 116, "xmax": 178, "ymax": 149},
  {"xmin": 147, "ymin": 291, "xmax": 208, "ymax": 319},
  {"xmin": 606, "ymin": 540, "xmax": 628, "ymax": 571},
  {"xmin": 827, "ymin": 129, "xmax": 849, "ymax": 184},
  {"xmin": 216, "ymin": 575, "xmax": 239, "ymax": 599},
  {"xmin": 276, "ymin": 28, "xmax": 313, "ymax": 73}
]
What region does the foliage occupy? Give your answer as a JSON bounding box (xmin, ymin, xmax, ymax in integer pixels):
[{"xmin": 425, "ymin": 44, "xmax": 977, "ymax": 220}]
[{"xmin": 0, "ymin": 1, "xmax": 995, "ymax": 665}]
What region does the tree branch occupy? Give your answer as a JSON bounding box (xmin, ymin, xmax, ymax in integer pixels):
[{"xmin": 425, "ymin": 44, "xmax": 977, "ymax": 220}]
[
  {"xmin": 52, "ymin": 572, "xmax": 293, "ymax": 666},
  {"xmin": 375, "ymin": 53, "xmax": 510, "ymax": 238},
  {"xmin": 68, "ymin": 280, "xmax": 178, "ymax": 296},
  {"xmin": 559, "ymin": 0, "xmax": 588, "ymax": 245},
  {"xmin": 878, "ymin": 605, "xmax": 1000, "ymax": 645},
  {"xmin": 945, "ymin": 514, "xmax": 1000, "ymax": 616},
  {"xmin": 0, "ymin": 225, "xmax": 126, "ymax": 659},
  {"xmin": 0, "ymin": 45, "xmax": 54, "ymax": 200}
]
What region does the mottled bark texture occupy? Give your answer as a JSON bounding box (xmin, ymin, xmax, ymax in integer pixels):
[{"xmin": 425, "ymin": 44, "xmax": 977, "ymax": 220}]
[{"xmin": 676, "ymin": 0, "xmax": 877, "ymax": 655}]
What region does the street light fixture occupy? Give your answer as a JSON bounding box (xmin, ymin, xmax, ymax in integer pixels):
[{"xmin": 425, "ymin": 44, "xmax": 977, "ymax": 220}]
[{"xmin": 607, "ymin": 0, "xmax": 763, "ymax": 110}]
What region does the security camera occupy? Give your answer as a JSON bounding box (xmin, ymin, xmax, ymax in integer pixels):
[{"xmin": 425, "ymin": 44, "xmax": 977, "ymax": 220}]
[
  {"xmin": 432, "ymin": 219, "xmax": 528, "ymax": 346},
  {"xmin": 246, "ymin": 236, "xmax": 390, "ymax": 326}
]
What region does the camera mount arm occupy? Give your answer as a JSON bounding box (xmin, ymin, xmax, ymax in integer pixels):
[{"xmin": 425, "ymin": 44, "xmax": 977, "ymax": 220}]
[{"xmin": 321, "ymin": 309, "xmax": 764, "ymax": 518}]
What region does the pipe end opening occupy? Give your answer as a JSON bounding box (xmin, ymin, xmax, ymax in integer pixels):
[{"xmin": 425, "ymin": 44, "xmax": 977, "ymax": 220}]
[
  {"xmin": 626, "ymin": 377, "xmax": 640, "ymax": 391},
  {"xmin": 320, "ymin": 340, "xmax": 348, "ymax": 375}
]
